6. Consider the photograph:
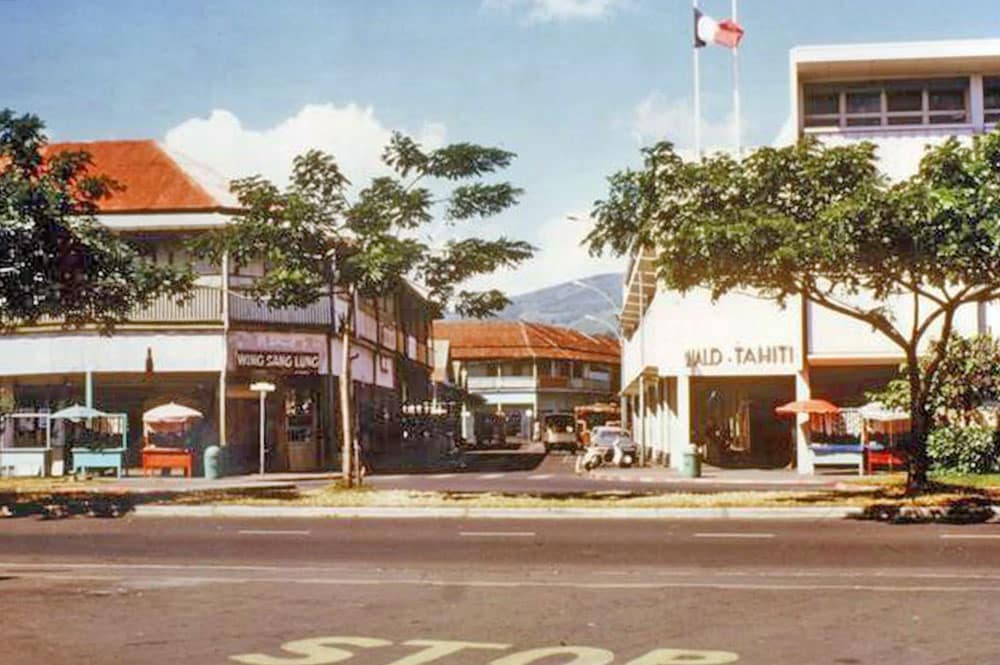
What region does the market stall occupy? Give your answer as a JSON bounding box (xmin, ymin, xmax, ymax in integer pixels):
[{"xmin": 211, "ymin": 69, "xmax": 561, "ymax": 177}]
[
  {"xmin": 141, "ymin": 402, "xmax": 203, "ymax": 477},
  {"xmin": 0, "ymin": 412, "xmax": 53, "ymax": 477},
  {"xmin": 51, "ymin": 404, "xmax": 128, "ymax": 478},
  {"xmin": 775, "ymin": 399, "xmax": 865, "ymax": 473},
  {"xmin": 858, "ymin": 402, "xmax": 909, "ymax": 474}
]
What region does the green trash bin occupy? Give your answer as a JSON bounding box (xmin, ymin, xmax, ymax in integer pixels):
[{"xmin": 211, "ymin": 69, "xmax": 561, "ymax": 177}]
[
  {"xmin": 203, "ymin": 445, "xmax": 222, "ymax": 479},
  {"xmin": 681, "ymin": 446, "xmax": 701, "ymax": 478}
]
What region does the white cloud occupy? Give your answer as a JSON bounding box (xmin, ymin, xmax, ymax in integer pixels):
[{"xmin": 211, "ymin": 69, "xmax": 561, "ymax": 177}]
[
  {"xmin": 485, "ymin": 0, "xmax": 628, "ymax": 23},
  {"xmin": 463, "ymin": 210, "xmax": 624, "ymax": 297},
  {"xmin": 631, "ymin": 92, "xmax": 741, "ymax": 155},
  {"xmin": 163, "ymin": 104, "xmax": 447, "ymax": 186}
]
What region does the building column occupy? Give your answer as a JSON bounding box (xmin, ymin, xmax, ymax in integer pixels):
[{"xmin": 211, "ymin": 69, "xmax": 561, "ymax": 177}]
[
  {"xmin": 656, "ymin": 378, "xmax": 665, "ymax": 465},
  {"xmin": 795, "ymin": 369, "xmax": 814, "ymax": 474},
  {"xmin": 671, "ymin": 375, "xmax": 691, "ymax": 470},
  {"xmin": 637, "ymin": 374, "xmax": 646, "ymax": 465}
]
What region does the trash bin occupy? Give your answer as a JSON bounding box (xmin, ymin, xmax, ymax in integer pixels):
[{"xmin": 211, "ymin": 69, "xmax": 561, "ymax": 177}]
[
  {"xmin": 681, "ymin": 446, "xmax": 701, "ymax": 478},
  {"xmin": 203, "ymin": 445, "xmax": 222, "ymax": 479}
]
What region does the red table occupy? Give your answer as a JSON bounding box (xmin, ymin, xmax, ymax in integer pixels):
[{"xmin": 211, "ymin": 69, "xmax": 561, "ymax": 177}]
[{"xmin": 142, "ymin": 447, "xmax": 193, "ymax": 477}]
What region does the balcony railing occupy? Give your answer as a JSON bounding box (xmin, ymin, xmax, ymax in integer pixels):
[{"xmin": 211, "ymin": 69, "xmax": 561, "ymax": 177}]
[
  {"xmin": 228, "ymin": 293, "xmax": 332, "ymax": 327},
  {"xmin": 130, "ymin": 286, "xmax": 223, "ymax": 323}
]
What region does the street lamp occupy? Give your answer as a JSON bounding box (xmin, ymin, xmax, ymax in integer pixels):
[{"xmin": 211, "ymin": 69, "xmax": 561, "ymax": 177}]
[
  {"xmin": 571, "ymin": 279, "xmax": 620, "ymax": 313},
  {"xmin": 250, "ymin": 381, "xmax": 276, "ymax": 476}
]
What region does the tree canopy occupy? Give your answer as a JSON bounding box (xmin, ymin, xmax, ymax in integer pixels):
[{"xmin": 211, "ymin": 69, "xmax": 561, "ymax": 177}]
[
  {"xmin": 587, "ymin": 132, "xmax": 1000, "ymax": 489},
  {"xmin": 0, "ymin": 109, "xmax": 193, "ymax": 330},
  {"xmin": 193, "ymin": 133, "xmax": 534, "ymax": 319}
]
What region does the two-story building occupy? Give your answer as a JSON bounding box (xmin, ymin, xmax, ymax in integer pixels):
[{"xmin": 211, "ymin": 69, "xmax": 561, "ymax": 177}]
[
  {"xmin": 432, "ymin": 320, "xmax": 620, "ymax": 437},
  {"xmin": 622, "ymin": 39, "xmax": 1000, "ymax": 472},
  {"xmin": 0, "ymin": 139, "xmax": 434, "ymax": 474}
]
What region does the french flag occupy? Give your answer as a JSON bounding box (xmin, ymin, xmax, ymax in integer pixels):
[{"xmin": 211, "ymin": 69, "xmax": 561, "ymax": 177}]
[{"xmin": 693, "ymin": 8, "xmax": 744, "ymax": 49}]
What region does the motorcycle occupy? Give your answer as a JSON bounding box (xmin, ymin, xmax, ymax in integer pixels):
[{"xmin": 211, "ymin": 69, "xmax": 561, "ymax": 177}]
[{"xmin": 577, "ymin": 437, "xmax": 636, "ymax": 472}]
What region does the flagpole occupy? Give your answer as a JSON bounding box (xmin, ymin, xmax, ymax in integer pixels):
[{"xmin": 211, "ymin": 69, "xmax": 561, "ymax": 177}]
[
  {"xmin": 693, "ymin": 0, "xmax": 701, "ymax": 158},
  {"xmin": 732, "ymin": 0, "xmax": 741, "ymax": 156}
]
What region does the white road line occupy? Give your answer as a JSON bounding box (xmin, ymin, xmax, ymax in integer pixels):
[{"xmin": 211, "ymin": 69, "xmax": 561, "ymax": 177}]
[
  {"xmin": 237, "ymin": 530, "xmax": 311, "ymax": 536},
  {"xmin": 431, "ymin": 473, "xmax": 456, "ymax": 479},
  {"xmin": 459, "ymin": 531, "xmax": 536, "ymax": 538},
  {"xmin": 12, "ymin": 571, "xmax": 1000, "ymax": 593},
  {"xmin": 528, "ymin": 474, "xmax": 553, "ymax": 480},
  {"xmin": 693, "ymin": 532, "xmax": 775, "ymax": 539},
  {"xmin": 372, "ymin": 474, "xmax": 405, "ymax": 480},
  {"xmin": 479, "ymin": 473, "xmax": 505, "ymax": 480},
  {"xmin": 940, "ymin": 534, "xmax": 1000, "ymax": 540}
]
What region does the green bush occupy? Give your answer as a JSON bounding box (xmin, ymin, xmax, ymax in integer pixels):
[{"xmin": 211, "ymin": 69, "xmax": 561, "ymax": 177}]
[{"xmin": 927, "ymin": 426, "xmax": 1000, "ymax": 474}]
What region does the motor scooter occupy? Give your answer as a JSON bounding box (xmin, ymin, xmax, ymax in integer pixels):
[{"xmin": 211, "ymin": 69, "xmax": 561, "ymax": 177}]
[{"xmin": 577, "ymin": 438, "xmax": 636, "ymax": 472}]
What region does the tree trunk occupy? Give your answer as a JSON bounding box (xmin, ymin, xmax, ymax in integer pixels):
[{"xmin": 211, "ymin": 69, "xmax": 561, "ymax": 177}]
[
  {"xmin": 339, "ymin": 291, "xmax": 354, "ymax": 488},
  {"xmin": 906, "ymin": 356, "xmax": 930, "ymax": 492}
]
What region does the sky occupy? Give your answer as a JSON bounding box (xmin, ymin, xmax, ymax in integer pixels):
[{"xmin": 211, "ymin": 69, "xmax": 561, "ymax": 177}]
[{"xmin": 4, "ymin": 0, "xmax": 1000, "ymax": 296}]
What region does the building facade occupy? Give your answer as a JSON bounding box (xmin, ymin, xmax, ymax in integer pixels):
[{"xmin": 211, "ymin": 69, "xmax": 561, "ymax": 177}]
[
  {"xmin": 622, "ymin": 39, "xmax": 1000, "ymax": 472},
  {"xmin": 0, "ymin": 140, "xmax": 434, "ymax": 474},
  {"xmin": 432, "ymin": 320, "xmax": 620, "ymax": 436}
]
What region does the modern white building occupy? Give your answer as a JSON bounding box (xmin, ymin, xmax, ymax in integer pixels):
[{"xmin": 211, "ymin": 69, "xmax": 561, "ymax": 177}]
[{"xmin": 622, "ymin": 39, "xmax": 1000, "ymax": 472}]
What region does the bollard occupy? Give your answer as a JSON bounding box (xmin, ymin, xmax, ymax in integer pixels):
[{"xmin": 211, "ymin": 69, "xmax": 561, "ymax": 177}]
[
  {"xmin": 681, "ymin": 446, "xmax": 702, "ymax": 478},
  {"xmin": 203, "ymin": 445, "xmax": 222, "ymax": 479}
]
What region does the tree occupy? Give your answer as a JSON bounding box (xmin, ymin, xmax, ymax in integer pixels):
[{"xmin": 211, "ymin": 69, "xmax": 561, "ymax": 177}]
[
  {"xmin": 193, "ymin": 133, "xmax": 533, "ymax": 485},
  {"xmin": 0, "ymin": 110, "xmax": 193, "ymax": 330},
  {"xmin": 586, "ymin": 133, "xmax": 1000, "ymax": 491},
  {"xmin": 869, "ymin": 333, "xmax": 1000, "ymax": 428}
]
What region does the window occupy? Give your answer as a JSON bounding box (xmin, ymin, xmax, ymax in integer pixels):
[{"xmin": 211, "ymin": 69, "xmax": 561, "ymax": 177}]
[
  {"xmin": 803, "ymin": 78, "xmax": 969, "ymax": 129},
  {"xmin": 985, "ymin": 77, "xmax": 1000, "ymax": 124}
]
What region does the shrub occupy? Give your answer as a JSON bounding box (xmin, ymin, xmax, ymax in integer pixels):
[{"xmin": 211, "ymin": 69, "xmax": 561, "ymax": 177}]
[{"xmin": 927, "ymin": 426, "xmax": 1000, "ymax": 474}]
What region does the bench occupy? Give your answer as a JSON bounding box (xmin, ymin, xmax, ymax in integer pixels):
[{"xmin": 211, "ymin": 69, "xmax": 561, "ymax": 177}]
[{"xmin": 142, "ymin": 447, "xmax": 193, "ymax": 477}]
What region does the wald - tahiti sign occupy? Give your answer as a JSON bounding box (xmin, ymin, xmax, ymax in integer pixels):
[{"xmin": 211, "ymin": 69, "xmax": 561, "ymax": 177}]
[
  {"xmin": 235, "ymin": 350, "xmax": 321, "ymax": 374},
  {"xmin": 685, "ymin": 345, "xmax": 795, "ymax": 369}
]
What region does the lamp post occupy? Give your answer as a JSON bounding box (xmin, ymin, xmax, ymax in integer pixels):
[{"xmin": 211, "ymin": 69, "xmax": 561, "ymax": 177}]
[
  {"xmin": 583, "ymin": 314, "xmax": 622, "ymax": 341},
  {"xmin": 250, "ymin": 381, "xmax": 276, "ymax": 476}
]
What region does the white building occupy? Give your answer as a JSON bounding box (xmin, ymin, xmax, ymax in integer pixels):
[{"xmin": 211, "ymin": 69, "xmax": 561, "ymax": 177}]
[{"xmin": 622, "ymin": 39, "xmax": 1000, "ymax": 472}]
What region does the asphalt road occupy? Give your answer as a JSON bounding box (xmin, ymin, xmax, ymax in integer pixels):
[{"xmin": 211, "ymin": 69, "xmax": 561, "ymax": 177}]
[{"xmin": 4, "ymin": 515, "xmax": 1000, "ymax": 665}]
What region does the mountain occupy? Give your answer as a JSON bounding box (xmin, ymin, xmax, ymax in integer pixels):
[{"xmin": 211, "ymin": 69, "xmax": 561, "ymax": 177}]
[{"xmin": 493, "ymin": 273, "xmax": 622, "ymax": 336}]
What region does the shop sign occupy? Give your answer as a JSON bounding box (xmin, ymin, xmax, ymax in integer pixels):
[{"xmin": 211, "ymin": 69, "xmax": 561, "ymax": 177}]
[
  {"xmin": 235, "ymin": 350, "xmax": 321, "ymax": 374},
  {"xmin": 685, "ymin": 345, "xmax": 794, "ymax": 368}
]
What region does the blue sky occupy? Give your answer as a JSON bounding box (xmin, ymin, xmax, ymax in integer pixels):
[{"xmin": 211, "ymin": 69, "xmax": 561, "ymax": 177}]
[{"xmin": 4, "ymin": 0, "xmax": 1000, "ymax": 295}]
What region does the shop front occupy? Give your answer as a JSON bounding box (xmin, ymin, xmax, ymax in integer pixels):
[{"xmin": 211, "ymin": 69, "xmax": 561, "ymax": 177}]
[{"xmin": 226, "ymin": 331, "xmax": 333, "ymax": 474}]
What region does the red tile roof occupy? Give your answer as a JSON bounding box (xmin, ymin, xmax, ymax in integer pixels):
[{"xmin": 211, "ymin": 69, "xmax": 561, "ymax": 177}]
[
  {"xmin": 42, "ymin": 140, "xmax": 235, "ymax": 213},
  {"xmin": 433, "ymin": 320, "xmax": 620, "ymax": 365}
]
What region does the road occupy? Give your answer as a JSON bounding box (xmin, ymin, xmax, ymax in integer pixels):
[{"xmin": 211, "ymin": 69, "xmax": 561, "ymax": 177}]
[{"xmin": 3, "ymin": 515, "xmax": 1000, "ymax": 664}]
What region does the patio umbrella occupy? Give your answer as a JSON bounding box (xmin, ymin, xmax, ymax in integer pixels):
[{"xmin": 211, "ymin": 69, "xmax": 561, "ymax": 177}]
[
  {"xmin": 142, "ymin": 402, "xmax": 203, "ymax": 425},
  {"xmin": 858, "ymin": 402, "xmax": 909, "ymax": 422},
  {"xmin": 774, "ymin": 399, "xmax": 840, "ymax": 416},
  {"xmin": 51, "ymin": 404, "xmax": 107, "ymax": 421}
]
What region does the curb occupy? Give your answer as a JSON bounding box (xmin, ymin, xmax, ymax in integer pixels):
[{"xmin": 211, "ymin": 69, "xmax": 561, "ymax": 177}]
[
  {"xmin": 132, "ymin": 504, "xmax": 865, "ymax": 520},
  {"xmin": 587, "ymin": 471, "xmax": 837, "ymax": 488}
]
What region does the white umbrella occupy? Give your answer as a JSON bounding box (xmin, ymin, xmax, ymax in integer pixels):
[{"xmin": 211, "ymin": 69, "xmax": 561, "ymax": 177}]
[
  {"xmin": 142, "ymin": 402, "xmax": 203, "ymax": 425},
  {"xmin": 859, "ymin": 402, "xmax": 909, "ymax": 423},
  {"xmin": 51, "ymin": 404, "xmax": 107, "ymax": 421}
]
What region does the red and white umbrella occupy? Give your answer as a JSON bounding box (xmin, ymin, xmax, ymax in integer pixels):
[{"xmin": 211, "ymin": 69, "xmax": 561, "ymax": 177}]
[{"xmin": 774, "ymin": 399, "xmax": 840, "ymax": 416}]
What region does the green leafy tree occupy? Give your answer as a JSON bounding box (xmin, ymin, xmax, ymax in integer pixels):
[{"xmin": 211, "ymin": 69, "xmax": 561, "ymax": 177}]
[
  {"xmin": 869, "ymin": 334, "xmax": 1000, "ymax": 427},
  {"xmin": 193, "ymin": 133, "xmax": 533, "ymax": 485},
  {"xmin": 0, "ymin": 110, "xmax": 193, "ymax": 330},
  {"xmin": 587, "ymin": 134, "xmax": 1000, "ymax": 491}
]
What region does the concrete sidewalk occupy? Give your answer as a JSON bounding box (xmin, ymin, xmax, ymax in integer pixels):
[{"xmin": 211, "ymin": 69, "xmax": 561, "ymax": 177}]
[{"xmin": 588, "ymin": 464, "xmax": 855, "ymax": 489}]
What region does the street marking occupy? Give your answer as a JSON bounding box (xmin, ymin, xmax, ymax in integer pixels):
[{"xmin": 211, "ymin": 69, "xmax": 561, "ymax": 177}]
[
  {"xmin": 693, "ymin": 532, "xmax": 775, "ymax": 539},
  {"xmin": 940, "ymin": 534, "xmax": 1000, "ymax": 540},
  {"xmin": 460, "ymin": 531, "xmax": 536, "ymax": 538},
  {"xmin": 372, "ymin": 474, "xmax": 405, "ymax": 480},
  {"xmin": 431, "ymin": 474, "xmax": 456, "ymax": 479},
  {"xmin": 480, "ymin": 473, "xmax": 505, "ymax": 480},
  {"xmin": 13, "ymin": 570, "xmax": 1000, "ymax": 593},
  {"xmin": 238, "ymin": 529, "xmax": 312, "ymax": 536},
  {"xmin": 528, "ymin": 474, "xmax": 553, "ymax": 480}
]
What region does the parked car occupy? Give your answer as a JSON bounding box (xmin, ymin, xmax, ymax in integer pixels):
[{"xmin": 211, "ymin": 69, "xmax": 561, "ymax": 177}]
[
  {"xmin": 541, "ymin": 412, "xmax": 577, "ymax": 451},
  {"xmin": 586, "ymin": 426, "xmax": 638, "ymax": 464}
]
